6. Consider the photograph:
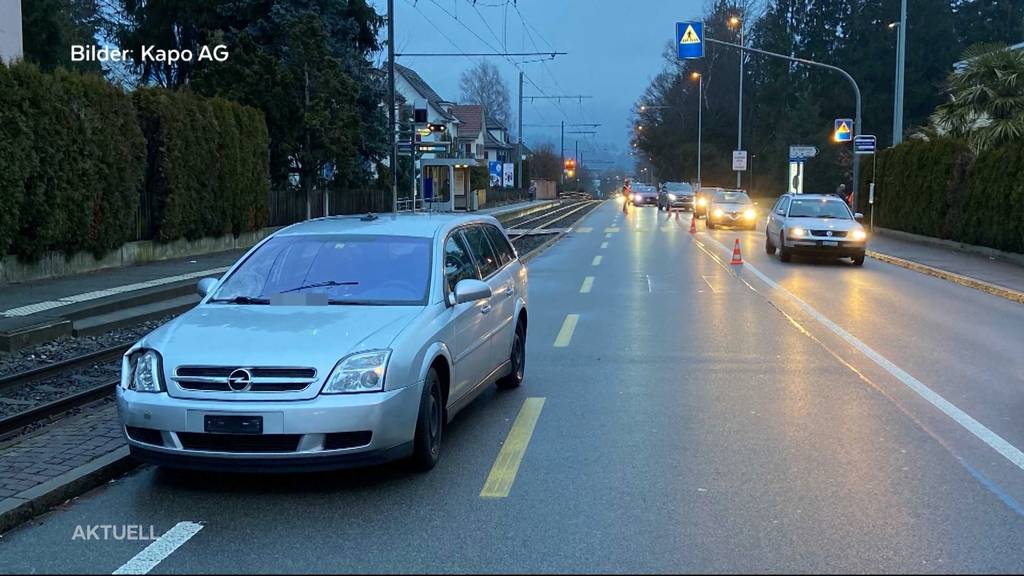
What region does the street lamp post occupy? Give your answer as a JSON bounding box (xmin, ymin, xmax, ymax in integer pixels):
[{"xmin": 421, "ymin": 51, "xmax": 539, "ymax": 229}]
[
  {"xmin": 890, "ymin": 2, "xmax": 908, "ymax": 146},
  {"xmin": 691, "ymin": 72, "xmax": 703, "ymax": 187},
  {"xmin": 729, "ymin": 14, "xmax": 744, "ymax": 189}
]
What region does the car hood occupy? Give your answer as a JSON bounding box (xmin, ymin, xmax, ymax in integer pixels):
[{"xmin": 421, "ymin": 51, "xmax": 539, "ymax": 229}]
[
  {"xmin": 142, "ymin": 304, "xmax": 422, "ymax": 400},
  {"xmin": 714, "ymin": 203, "xmax": 753, "ymax": 211},
  {"xmin": 788, "ymin": 217, "xmax": 859, "ymax": 231}
]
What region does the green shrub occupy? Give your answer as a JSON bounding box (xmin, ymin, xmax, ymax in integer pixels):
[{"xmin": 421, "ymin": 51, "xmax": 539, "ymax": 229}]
[
  {"xmin": 134, "ymin": 89, "xmax": 269, "ymax": 242},
  {"xmin": 861, "ymin": 137, "xmax": 1024, "ymax": 253},
  {"xmin": 0, "ymin": 62, "xmax": 144, "ymax": 261}
]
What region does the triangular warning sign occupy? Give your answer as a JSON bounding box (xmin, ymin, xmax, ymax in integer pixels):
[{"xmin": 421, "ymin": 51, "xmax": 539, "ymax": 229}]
[
  {"xmin": 680, "ymin": 25, "xmax": 700, "ymax": 45},
  {"xmin": 836, "ymin": 121, "xmax": 851, "ymax": 134}
]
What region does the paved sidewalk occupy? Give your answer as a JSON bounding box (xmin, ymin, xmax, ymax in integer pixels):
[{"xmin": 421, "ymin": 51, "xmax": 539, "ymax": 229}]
[
  {"xmin": 868, "ymin": 231, "xmax": 1024, "ymax": 301},
  {"xmin": 0, "ymin": 402, "xmax": 133, "ymax": 533}
]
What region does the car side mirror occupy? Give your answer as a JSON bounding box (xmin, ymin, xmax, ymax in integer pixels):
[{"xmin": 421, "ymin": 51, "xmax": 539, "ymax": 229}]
[
  {"xmin": 776, "ymin": 209, "xmax": 785, "ymax": 215},
  {"xmin": 450, "ymin": 279, "xmax": 492, "ymax": 305},
  {"xmin": 854, "ymin": 212, "xmax": 864, "ymax": 221},
  {"xmin": 197, "ymin": 277, "xmax": 218, "ymax": 297}
]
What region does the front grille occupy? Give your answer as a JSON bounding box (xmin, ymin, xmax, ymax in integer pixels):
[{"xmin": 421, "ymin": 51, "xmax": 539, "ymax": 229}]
[
  {"xmin": 176, "ymin": 367, "xmax": 316, "ymax": 379},
  {"xmin": 126, "ymin": 426, "xmax": 164, "ymax": 446},
  {"xmin": 176, "ymin": 381, "xmax": 311, "ymax": 392},
  {"xmin": 809, "ymin": 230, "xmax": 848, "ymax": 238},
  {"xmin": 177, "ymin": 433, "xmax": 301, "ymax": 453},
  {"xmin": 173, "ymin": 366, "xmax": 317, "ymax": 392},
  {"xmin": 323, "ymin": 431, "xmax": 373, "ymax": 450}
]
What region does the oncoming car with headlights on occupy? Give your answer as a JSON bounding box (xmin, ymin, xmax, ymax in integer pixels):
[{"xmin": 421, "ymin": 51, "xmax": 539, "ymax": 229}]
[
  {"xmin": 118, "ymin": 213, "xmax": 528, "ymax": 472},
  {"xmin": 765, "ymin": 193, "xmax": 868, "ymax": 265},
  {"xmin": 705, "ymin": 189, "xmax": 758, "ymax": 230}
]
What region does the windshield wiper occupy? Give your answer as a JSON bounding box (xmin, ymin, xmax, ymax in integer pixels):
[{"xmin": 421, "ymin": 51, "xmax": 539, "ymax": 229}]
[
  {"xmin": 209, "ymin": 296, "xmax": 270, "ymax": 305},
  {"xmin": 280, "ymin": 280, "xmax": 358, "ymax": 294},
  {"xmin": 328, "ymin": 300, "xmax": 377, "ymax": 306}
]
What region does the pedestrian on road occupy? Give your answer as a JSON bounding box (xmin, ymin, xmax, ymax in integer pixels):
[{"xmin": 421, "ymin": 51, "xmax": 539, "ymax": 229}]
[{"xmin": 836, "ymin": 183, "xmax": 852, "ymax": 207}]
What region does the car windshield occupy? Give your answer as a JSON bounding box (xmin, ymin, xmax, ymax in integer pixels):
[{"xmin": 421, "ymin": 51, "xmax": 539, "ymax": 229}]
[
  {"xmin": 714, "ymin": 192, "xmax": 751, "ymax": 204},
  {"xmin": 788, "ymin": 198, "xmax": 852, "ymax": 219},
  {"xmin": 666, "ymin": 183, "xmax": 692, "ymax": 193},
  {"xmin": 212, "ymin": 234, "xmax": 431, "ymax": 305}
]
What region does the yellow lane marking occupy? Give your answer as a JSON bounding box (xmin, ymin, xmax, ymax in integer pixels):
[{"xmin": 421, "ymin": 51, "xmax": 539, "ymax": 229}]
[
  {"xmin": 575, "ymin": 227, "xmax": 593, "ymax": 233},
  {"xmin": 480, "ymin": 397, "xmax": 546, "ymax": 499},
  {"xmin": 592, "ymin": 255, "xmax": 603, "ymax": 266},
  {"xmin": 553, "ymin": 314, "xmax": 580, "ymax": 347},
  {"xmin": 604, "ymin": 227, "xmax": 620, "ymax": 233},
  {"xmin": 580, "ymin": 276, "xmax": 594, "ymax": 293},
  {"xmin": 600, "ymin": 242, "xmax": 608, "ymax": 249}
]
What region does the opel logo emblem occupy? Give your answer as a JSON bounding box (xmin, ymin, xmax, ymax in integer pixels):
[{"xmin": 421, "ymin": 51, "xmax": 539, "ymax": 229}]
[
  {"xmin": 227, "ymin": 368, "xmax": 252, "ymax": 392},
  {"xmin": 826, "ymin": 230, "xmax": 833, "ymax": 237}
]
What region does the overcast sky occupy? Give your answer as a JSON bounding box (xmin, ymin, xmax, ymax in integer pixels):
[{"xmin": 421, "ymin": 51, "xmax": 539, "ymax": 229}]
[{"xmin": 370, "ymin": 0, "xmax": 705, "ymax": 164}]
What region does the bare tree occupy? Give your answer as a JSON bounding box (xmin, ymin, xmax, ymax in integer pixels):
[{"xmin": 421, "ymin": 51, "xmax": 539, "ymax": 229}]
[{"xmin": 459, "ymin": 61, "xmax": 512, "ymax": 130}]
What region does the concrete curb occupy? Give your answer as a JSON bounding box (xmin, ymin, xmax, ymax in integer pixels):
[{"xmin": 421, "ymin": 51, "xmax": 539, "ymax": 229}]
[
  {"xmin": 521, "ymin": 202, "xmax": 604, "ymax": 264},
  {"xmin": 867, "ymin": 250, "xmax": 1024, "ymax": 305},
  {"xmin": 0, "ymin": 447, "xmax": 137, "ymax": 535}
]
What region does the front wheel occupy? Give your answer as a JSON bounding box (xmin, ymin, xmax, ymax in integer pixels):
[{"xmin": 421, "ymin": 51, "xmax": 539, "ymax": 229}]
[
  {"xmin": 706, "ymin": 219, "xmax": 714, "ymax": 230},
  {"xmin": 497, "ymin": 320, "xmax": 526, "ymax": 389},
  {"xmin": 778, "ymin": 232, "xmax": 792, "ymax": 262},
  {"xmin": 851, "ymin": 252, "xmax": 865, "ymax": 266},
  {"xmin": 409, "ymin": 368, "xmax": 443, "ymax": 471},
  {"xmin": 765, "ymin": 233, "xmax": 776, "ymax": 255}
]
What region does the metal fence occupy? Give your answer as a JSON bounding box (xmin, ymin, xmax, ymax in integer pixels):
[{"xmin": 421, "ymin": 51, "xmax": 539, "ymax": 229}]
[{"xmin": 269, "ymin": 188, "xmax": 393, "ymax": 226}]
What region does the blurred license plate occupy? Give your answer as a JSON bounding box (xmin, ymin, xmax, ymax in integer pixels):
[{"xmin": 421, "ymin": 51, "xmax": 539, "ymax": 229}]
[
  {"xmin": 822, "ymin": 241, "xmax": 839, "ymax": 247},
  {"xmin": 204, "ymin": 415, "xmax": 262, "ymax": 434}
]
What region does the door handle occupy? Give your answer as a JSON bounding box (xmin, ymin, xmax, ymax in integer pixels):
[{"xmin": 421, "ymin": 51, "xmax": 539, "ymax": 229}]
[
  {"xmin": 480, "ymin": 305, "xmax": 492, "ymax": 314},
  {"xmin": 504, "ymin": 286, "xmax": 514, "ymax": 297}
]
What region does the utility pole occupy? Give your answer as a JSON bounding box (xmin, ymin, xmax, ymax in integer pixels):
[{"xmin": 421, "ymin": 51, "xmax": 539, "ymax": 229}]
[
  {"xmin": 575, "ymin": 140, "xmax": 579, "ymax": 190},
  {"xmin": 387, "ymin": 0, "xmax": 397, "ymax": 213},
  {"xmin": 735, "ymin": 18, "xmax": 745, "ymax": 189},
  {"xmin": 560, "ymin": 120, "xmax": 565, "ymax": 187},
  {"xmin": 517, "ymin": 71, "xmax": 524, "ymax": 189},
  {"xmin": 892, "ymin": 0, "xmax": 907, "ymax": 146}
]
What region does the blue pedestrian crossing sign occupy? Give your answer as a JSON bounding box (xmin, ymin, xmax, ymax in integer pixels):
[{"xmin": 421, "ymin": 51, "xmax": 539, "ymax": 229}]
[
  {"xmin": 676, "ymin": 21, "xmax": 704, "ymax": 59},
  {"xmin": 833, "ymin": 118, "xmax": 854, "ymax": 142}
]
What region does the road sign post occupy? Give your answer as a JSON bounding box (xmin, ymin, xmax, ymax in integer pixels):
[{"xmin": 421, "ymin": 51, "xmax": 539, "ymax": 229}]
[
  {"xmin": 834, "ymin": 118, "xmax": 854, "ymax": 142},
  {"xmin": 732, "ymin": 150, "xmax": 748, "ymax": 173},
  {"xmin": 676, "ymin": 21, "xmax": 703, "ymax": 59}
]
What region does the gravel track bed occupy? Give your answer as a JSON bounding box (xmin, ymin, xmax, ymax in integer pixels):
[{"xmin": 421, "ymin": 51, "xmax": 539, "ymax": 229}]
[
  {"xmin": 0, "ymin": 315, "xmax": 177, "ymax": 379},
  {"xmin": 512, "ymin": 201, "xmax": 600, "ymax": 256}
]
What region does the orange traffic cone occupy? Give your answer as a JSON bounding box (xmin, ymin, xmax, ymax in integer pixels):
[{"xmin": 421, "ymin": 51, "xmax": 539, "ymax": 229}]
[
  {"xmin": 689, "ymin": 214, "xmax": 697, "ymax": 234},
  {"xmin": 730, "ymin": 239, "xmax": 743, "ymax": 265}
]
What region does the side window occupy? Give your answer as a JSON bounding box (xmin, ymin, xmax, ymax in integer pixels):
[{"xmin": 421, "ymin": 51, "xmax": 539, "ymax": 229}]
[
  {"xmin": 483, "ymin": 225, "xmax": 515, "ymax": 266},
  {"xmin": 462, "ymin": 225, "xmax": 499, "ymax": 278},
  {"xmin": 444, "ymin": 232, "xmax": 478, "ymax": 293},
  {"xmin": 777, "ymin": 197, "xmax": 791, "ymax": 215}
]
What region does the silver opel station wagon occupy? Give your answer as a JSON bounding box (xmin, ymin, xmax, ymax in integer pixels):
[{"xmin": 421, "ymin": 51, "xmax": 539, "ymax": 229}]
[{"xmin": 117, "ymin": 213, "xmax": 528, "ymax": 472}]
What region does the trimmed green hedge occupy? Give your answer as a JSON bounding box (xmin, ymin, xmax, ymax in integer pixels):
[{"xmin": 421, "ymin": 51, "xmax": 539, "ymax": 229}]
[
  {"xmin": 0, "ymin": 63, "xmax": 145, "ymax": 261},
  {"xmin": 0, "ymin": 61, "xmax": 271, "ymax": 262},
  {"xmin": 135, "ymin": 89, "xmax": 269, "ymax": 242},
  {"xmin": 861, "ymin": 137, "xmax": 1024, "ymax": 254}
]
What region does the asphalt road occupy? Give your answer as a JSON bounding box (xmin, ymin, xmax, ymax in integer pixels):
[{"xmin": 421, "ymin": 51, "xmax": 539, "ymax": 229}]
[{"xmin": 1, "ymin": 200, "xmax": 1023, "ymax": 573}]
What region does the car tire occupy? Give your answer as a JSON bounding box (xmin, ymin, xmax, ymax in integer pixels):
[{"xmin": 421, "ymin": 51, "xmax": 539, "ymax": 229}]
[
  {"xmin": 497, "ymin": 320, "xmax": 526, "ymax": 390},
  {"xmin": 851, "ymin": 252, "xmax": 865, "ymax": 266},
  {"xmin": 778, "ymin": 232, "xmax": 792, "ymax": 262},
  {"xmin": 765, "ymin": 233, "xmax": 776, "ymax": 255},
  {"xmin": 409, "ymin": 368, "xmax": 443, "ymax": 472},
  {"xmin": 706, "ymin": 218, "xmax": 714, "ymax": 230}
]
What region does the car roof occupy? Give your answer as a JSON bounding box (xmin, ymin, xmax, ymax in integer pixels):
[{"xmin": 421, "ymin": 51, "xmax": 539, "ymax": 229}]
[
  {"xmin": 787, "ymin": 194, "xmax": 844, "ymax": 201},
  {"xmin": 274, "ymin": 212, "xmax": 501, "ymax": 239}
]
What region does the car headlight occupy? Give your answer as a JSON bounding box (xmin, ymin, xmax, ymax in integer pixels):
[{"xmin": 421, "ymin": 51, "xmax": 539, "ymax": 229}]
[
  {"xmin": 322, "ymin": 350, "xmax": 391, "ymax": 394},
  {"xmin": 713, "ymin": 208, "xmax": 724, "ymax": 218},
  {"xmin": 744, "ymin": 209, "xmax": 756, "ymax": 220},
  {"xmin": 851, "ymin": 229, "xmax": 867, "ymax": 241},
  {"xmin": 697, "ymin": 197, "xmax": 707, "ymax": 207},
  {"xmin": 125, "ymin": 350, "xmax": 164, "ymax": 392},
  {"xmin": 668, "ymin": 194, "xmax": 677, "ymax": 201},
  {"xmin": 634, "ymin": 194, "xmax": 642, "ymax": 202},
  {"xmin": 789, "ymin": 227, "xmax": 807, "ymax": 238}
]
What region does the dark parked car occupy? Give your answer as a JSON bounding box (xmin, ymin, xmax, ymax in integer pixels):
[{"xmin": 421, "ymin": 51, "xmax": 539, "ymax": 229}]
[{"xmin": 657, "ymin": 182, "xmax": 695, "ymax": 211}]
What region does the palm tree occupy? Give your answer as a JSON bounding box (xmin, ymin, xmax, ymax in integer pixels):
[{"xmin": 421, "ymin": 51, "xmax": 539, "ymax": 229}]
[{"xmin": 930, "ymin": 44, "xmax": 1024, "ymax": 153}]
